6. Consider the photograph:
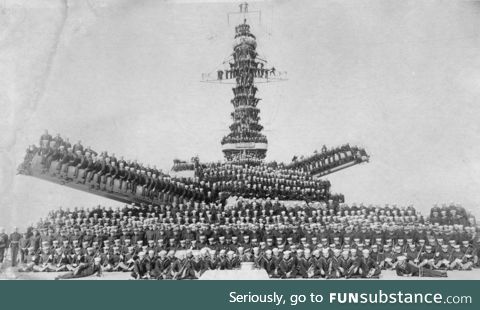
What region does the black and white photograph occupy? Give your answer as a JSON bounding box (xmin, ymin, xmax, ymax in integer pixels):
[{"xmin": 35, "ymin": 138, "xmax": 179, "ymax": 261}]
[{"xmin": 1, "ymin": 0, "xmax": 480, "ymax": 281}]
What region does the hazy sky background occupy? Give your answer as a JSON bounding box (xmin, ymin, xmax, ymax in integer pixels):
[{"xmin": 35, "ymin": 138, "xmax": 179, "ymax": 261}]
[{"xmin": 2, "ymin": 0, "xmax": 480, "ymax": 230}]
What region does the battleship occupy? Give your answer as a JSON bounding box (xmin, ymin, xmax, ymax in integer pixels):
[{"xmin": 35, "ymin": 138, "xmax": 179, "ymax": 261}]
[
  {"xmin": 8, "ymin": 3, "xmax": 479, "ymax": 280},
  {"xmin": 18, "ymin": 3, "xmax": 370, "ymax": 207}
]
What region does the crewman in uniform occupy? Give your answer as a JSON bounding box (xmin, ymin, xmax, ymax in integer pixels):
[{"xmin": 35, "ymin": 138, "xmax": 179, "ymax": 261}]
[
  {"xmin": 418, "ymin": 245, "xmax": 436, "ymax": 269},
  {"xmin": 346, "ymin": 248, "xmax": 363, "ymax": 278},
  {"xmin": 449, "ymin": 244, "xmax": 471, "ymax": 270},
  {"xmin": 396, "ymin": 255, "xmax": 447, "ymax": 278},
  {"xmin": 0, "ymin": 228, "xmax": 9, "ymax": 264},
  {"xmin": 131, "ymin": 251, "xmax": 151, "ymax": 279},
  {"xmin": 260, "ymin": 249, "xmax": 277, "ymax": 278},
  {"xmin": 152, "ymin": 250, "xmax": 171, "ymax": 279},
  {"xmin": 338, "ymin": 250, "xmax": 352, "ymax": 278},
  {"xmin": 326, "ymin": 248, "xmax": 343, "ymax": 279},
  {"xmin": 359, "ymin": 249, "xmax": 381, "ymax": 278},
  {"xmin": 297, "ymin": 248, "xmax": 315, "ymax": 278},
  {"xmin": 434, "ymin": 244, "xmax": 451, "ymax": 269},
  {"xmin": 314, "ymin": 249, "xmax": 329, "ymax": 278},
  {"xmin": 9, "ymin": 227, "xmax": 22, "ymax": 266},
  {"xmin": 17, "ymin": 247, "xmax": 39, "ymax": 272},
  {"xmin": 277, "ymin": 250, "xmax": 297, "ymax": 279},
  {"xmin": 55, "ymin": 256, "xmax": 103, "ymax": 280}
]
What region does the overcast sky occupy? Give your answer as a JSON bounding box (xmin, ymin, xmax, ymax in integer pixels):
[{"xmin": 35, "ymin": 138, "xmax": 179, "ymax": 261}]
[{"xmin": 2, "ymin": 0, "xmax": 480, "ymax": 230}]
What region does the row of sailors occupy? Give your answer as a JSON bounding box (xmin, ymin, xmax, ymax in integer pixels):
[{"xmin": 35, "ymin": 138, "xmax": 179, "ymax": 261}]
[
  {"xmin": 231, "ymin": 99, "xmax": 261, "ymax": 109},
  {"xmin": 210, "ymin": 179, "xmax": 331, "ymax": 194},
  {"xmin": 430, "ymin": 205, "xmax": 474, "ymax": 226},
  {"xmin": 38, "ymin": 131, "xmax": 80, "ymax": 152},
  {"xmin": 37, "ymin": 131, "xmax": 314, "ymax": 184},
  {"xmin": 232, "ymin": 85, "xmax": 257, "ymax": 97},
  {"xmin": 38, "ymin": 201, "xmax": 464, "ymax": 230},
  {"xmin": 223, "ymin": 153, "xmax": 264, "ymax": 165},
  {"xmin": 31, "ymin": 146, "xmax": 222, "ymax": 203},
  {"xmin": 234, "ymin": 24, "xmax": 253, "ymax": 38},
  {"xmin": 25, "ymin": 223, "xmax": 474, "ymax": 255},
  {"xmin": 221, "ymin": 134, "xmax": 268, "ymax": 145},
  {"xmin": 231, "ymin": 110, "xmax": 260, "ymax": 121},
  {"xmin": 231, "ymin": 119, "xmax": 262, "ymax": 128},
  {"xmin": 430, "ymin": 204, "xmax": 469, "ymax": 217},
  {"xmin": 24, "ymin": 216, "xmax": 477, "ymax": 254},
  {"xmin": 298, "ymin": 149, "xmax": 367, "ymax": 174},
  {"xmin": 288, "ymin": 144, "xmax": 367, "ymax": 170},
  {"xmin": 29, "ymin": 133, "xmax": 333, "ymax": 204},
  {"xmin": 6, "ymin": 207, "xmax": 476, "ymax": 268},
  {"xmin": 37, "ymin": 131, "xmax": 168, "ymax": 178},
  {"xmin": 229, "ymin": 120, "xmax": 263, "ymax": 130},
  {"xmin": 199, "ymin": 168, "xmax": 311, "ymax": 184},
  {"xmin": 198, "ymin": 165, "xmax": 329, "ymax": 188},
  {"xmin": 23, "ymin": 223, "xmax": 478, "ymax": 252},
  {"xmin": 290, "ymin": 144, "xmax": 350, "ymax": 164},
  {"xmin": 171, "ymin": 162, "xmax": 195, "ymax": 172},
  {"xmin": 32, "ymin": 137, "xmax": 338, "ymax": 204},
  {"xmin": 232, "ymin": 49, "xmax": 257, "ymax": 62},
  {"xmin": 229, "ymin": 123, "xmax": 263, "ymax": 130},
  {"xmin": 216, "ymin": 67, "xmax": 278, "ymax": 81},
  {"xmin": 38, "ymin": 201, "xmax": 472, "ymax": 232},
  {"xmin": 48, "ymin": 149, "xmax": 336, "ymax": 203},
  {"xmin": 18, "ymin": 226, "xmax": 478, "ymax": 255},
  {"xmin": 17, "ymin": 239, "xmax": 476, "ymax": 278},
  {"xmin": 199, "ymin": 163, "xmax": 311, "ymax": 178},
  {"xmin": 219, "ymin": 183, "xmax": 330, "ymax": 202}
]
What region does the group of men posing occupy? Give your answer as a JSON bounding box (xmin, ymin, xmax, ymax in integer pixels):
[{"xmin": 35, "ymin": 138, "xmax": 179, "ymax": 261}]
[
  {"xmin": 288, "ymin": 144, "xmax": 369, "ymax": 175},
  {"xmin": 1, "ymin": 198, "xmax": 478, "ymax": 280},
  {"xmin": 20, "ymin": 131, "xmax": 348, "ymax": 204}
]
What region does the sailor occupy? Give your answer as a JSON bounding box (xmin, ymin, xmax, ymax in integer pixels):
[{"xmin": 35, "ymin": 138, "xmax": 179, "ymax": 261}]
[
  {"xmin": 338, "ymin": 250, "xmax": 352, "ymax": 278},
  {"xmin": 434, "ymin": 244, "xmax": 451, "ymax": 269},
  {"xmin": 9, "ymin": 227, "xmax": 22, "ymax": 266},
  {"xmin": 19, "ymin": 232, "xmax": 30, "ymax": 264},
  {"xmin": 396, "ymin": 255, "xmax": 447, "ymax": 278},
  {"xmin": 315, "ymin": 248, "xmax": 330, "ymax": 278},
  {"xmin": 17, "ymin": 247, "xmax": 39, "ymax": 272},
  {"xmin": 359, "ymin": 249, "xmax": 381, "ymax": 278},
  {"xmin": 418, "ymin": 245, "xmax": 436, "ymax": 269},
  {"xmin": 0, "ymin": 228, "xmax": 9, "ymax": 264},
  {"xmin": 260, "ymin": 249, "xmax": 277, "ymax": 278},
  {"xmin": 53, "ymin": 247, "xmax": 70, "ymax": 272},
  {"xmin": 56, "ymin": 256, "xmax": 103, "ymax": 280},
  {"xmin": 131, "ymin": 251, "xmax": 150, "ymax": 279},
  {"xmin": 72, "ymin": 140, "xmax": 84, "ymax": 154},
  {"xmin": 152, "ymin": 250, "xmax": 170, "ymax": 279},
  {"xmin": 327, "ymin": 248, "xmax": 343, "ymax": 278},
  {"xmin": 346, "ymin": 248, "xmax": 363, "ymax": 278},
  {"xmin": 449, "ymin": 244, "xmax": 471, "ymax": 270},
  {"xmin": 277, "ymin": 250, "xmax": 297, "ymax": 279}
]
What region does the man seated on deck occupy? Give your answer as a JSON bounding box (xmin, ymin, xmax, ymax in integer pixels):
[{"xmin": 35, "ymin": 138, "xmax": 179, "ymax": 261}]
[
  {"xmin": 449, "ymin": 244, "xmax": 473, "ymax": 270},
  {"xmin": 359, "ymin": 249, "xmax": 381, "ymax": 278},
  {"xmin": 395, "ymin": 255, "xmax": 447, "ymax": 278},
  {"xmin": 417, "ymin": 245, "xmax": 436, "ymax": 270},
  {"xmin": 434, "ymin": 244, "xmax": 451, "ymax": 270},
  {"xmin": 131, "ymin": 251, "xmax": 150, "ymax": 279},
  {"xmin": 17, "ymin": 247, "xmax": 40, "ymax": 272},
  {"xmin": 55, "ymin": 256, "xmax": 102, "ymax": 280},
  {"xmin": 52, "ymin": 247, "xmax": 70, "ymax": 272},
  {"xmin": 326, "ymin": 248, "xmax": 344, "ymax": 279},
  {"xmin": 277, "ymin": 250, "xmax": 297, "ymax": 279}
]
